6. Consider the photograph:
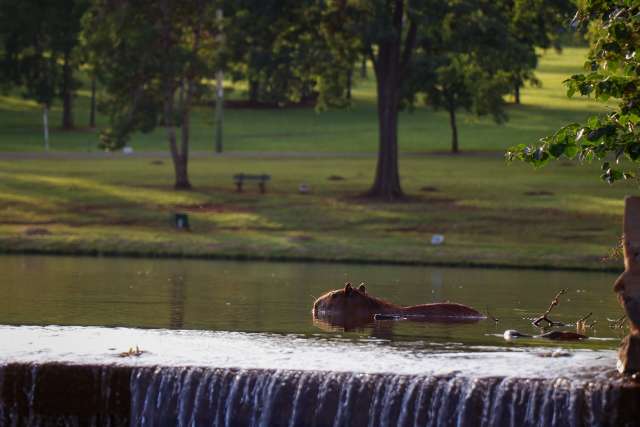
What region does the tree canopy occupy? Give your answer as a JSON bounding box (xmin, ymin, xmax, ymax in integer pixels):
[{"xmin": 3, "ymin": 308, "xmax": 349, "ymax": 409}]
[
  {"xmin": 507, "ymin": 0, "xmax": 640, "ymax": 184},
  {"xmin": 0, "ymin": 0, "xmax": 578, "ymax": 195},
  {"xmin": 409, "ymin": 0, "xmax": 515, "ymax": 153},
  {"xmin": 0, "ymin": 0, "xmax": 88, "ymax": 130},
  {"xmin": 84, "ymin": 0, "xmax": 219, "ymax": 189}
]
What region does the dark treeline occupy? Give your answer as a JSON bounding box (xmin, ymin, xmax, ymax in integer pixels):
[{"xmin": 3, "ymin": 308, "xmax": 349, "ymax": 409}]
[{"xmin": 0, "ymin": 0, "xmax": 574, "ymax": 197}]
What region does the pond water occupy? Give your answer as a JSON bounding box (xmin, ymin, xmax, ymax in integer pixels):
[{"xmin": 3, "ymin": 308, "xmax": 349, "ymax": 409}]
[
  {"xmin": 0, "ymin": 255, "xmax": 625, "ymax": 351},
  {"xmin": 2, "ymin": 255, "xmax": 635, "ymax": 426}
]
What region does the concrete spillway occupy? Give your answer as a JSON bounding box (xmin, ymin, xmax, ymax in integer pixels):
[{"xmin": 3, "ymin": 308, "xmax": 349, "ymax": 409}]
[{"xmin": 0, "ymin": 326, "xmax": 637, "ymax": 426}]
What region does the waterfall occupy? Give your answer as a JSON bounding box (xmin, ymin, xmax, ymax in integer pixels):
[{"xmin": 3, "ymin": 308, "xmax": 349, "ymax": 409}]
[{"xmin": 0, "ymin": 363, "xmax": 638, "ymax": 426}]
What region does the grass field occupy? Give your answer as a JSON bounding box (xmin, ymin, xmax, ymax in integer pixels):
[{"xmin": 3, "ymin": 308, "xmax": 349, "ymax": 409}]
[
  {"xmin": 0, "ymin": 154, "xmax": 632, "ymax": 271},
  {"xmin": 0, "ymin": 48, "xmax": 609, "ymax": 153},
  {"xmin": 0, "ymin": 47, "xmax": 632, "ymax": 270}
]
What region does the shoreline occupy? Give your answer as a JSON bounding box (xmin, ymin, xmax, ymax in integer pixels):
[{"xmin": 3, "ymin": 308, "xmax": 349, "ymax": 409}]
[{"xmin": 0, "ymin": 247, "xmax": 622, "ymax": 273}]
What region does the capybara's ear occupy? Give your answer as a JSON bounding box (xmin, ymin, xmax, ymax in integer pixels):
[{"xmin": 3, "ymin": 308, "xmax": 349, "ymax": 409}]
[
  {"xmin": 358, "ymin": 283, "xmax": 366, "ymax": 294},
  {"xmin": 344, "ymin": 282, "xmax": 353, "ymax": 295}
]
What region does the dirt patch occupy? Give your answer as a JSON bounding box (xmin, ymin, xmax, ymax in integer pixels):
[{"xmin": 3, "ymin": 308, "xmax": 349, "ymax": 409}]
[
  {"xmin": 173, "ymin": 203, "xmax": 254, "ymax": 214},
  {"xmin": 577, "ymin": 226, "xmax": 607, "ymax": 232},
  {"xmin": 420, "ymin": 186, "xmax": 439, "ymax": 193},
  {"xmin": 101, "ymin": 218, "xmax": 146, "ymax": 226},
  {"xmin": 74, "ymin": 204, "xmax": 135, "ymax": 213},
  {"xmin": 477, "ymin": 207, "xmax": 611, "ymax": 229},
  {"xmin": 524, "ymin": 191, "xmax": 554, "ymax": 196},
  {"xmin": 343, "ymin": 193, "xmax": 458, "ymax": 206},
  {"xmin": 289, "ymin": 234, "xmax": 313, "ymax": 242},
  {"xmin": 557, "ymin": 234, "xmax": 593, "ymax": 241},
  {"xmin": 385, "ymin": 226, "xmax": 441, "ymax": 233},
  {"xmin": 150, "ymin": 160, "xmax": 165, "ymax": 165},
  {"xmin": 23, "ymin": 227, "xmax": 51, "ymax": 236},
  {"xmin": 328, "ymin": 175, "xmax": 346, "ymax": 181}
]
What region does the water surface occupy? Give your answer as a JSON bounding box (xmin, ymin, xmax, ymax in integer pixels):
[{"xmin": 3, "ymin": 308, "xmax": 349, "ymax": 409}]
[{"xmin": 0, "ymin": 255, "xmax": 625, "ymax": 350}]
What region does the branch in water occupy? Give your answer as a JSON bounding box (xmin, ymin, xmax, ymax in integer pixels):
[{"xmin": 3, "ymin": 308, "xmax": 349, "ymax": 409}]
[
  {"xmin": 575, "ymin": 312, "xmax": 596, "ymax": 333},
  {"xmin": 531, "ymin": 289, "xmax": 567, "ymax": 327},
  {"xmin": 608, "ymin": 314, "xmax": 628, "ymax": 329},
  {"xmin": 486, "ymin": 306, "xmax": 499, "ymax": 323}
]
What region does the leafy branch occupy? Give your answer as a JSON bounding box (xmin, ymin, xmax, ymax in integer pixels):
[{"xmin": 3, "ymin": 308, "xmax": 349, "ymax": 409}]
[{"xmin": 506, "ymin": 1, "xmax": 640, "ymax": 184}]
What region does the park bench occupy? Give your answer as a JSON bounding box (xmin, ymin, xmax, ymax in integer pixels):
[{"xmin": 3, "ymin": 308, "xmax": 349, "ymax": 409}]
[{"xmin": 233, "ymin": 173, "xmax": 271, "ymax": 193}]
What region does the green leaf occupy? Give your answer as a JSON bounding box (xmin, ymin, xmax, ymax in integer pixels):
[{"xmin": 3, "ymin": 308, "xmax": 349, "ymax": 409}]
[
  {"xmin": 549, "ymin": 142, "xmax": 566, "ymax": 158},
  {"xmin": 564, "ymin": 145, "xmax": 579, "ymax": 159}
]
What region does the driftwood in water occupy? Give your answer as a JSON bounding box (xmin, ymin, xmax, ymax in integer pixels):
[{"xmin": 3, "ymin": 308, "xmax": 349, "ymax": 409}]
[{"xmin": 531, "ymin": 289, "xmax": 567, "ymax": 327}]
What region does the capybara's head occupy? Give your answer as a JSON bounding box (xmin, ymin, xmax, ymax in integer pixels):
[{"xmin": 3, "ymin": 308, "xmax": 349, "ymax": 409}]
[{"xmin": 313, "ymin": 282, "xmax": 385, "ymax": 317}]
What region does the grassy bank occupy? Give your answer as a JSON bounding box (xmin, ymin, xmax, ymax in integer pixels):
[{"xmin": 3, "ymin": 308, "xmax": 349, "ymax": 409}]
[
  {"xmin": 0, "ymin": 47, "xmax": 630, "ymax": 270},
  {"xmin": 0, "ymin": 155, "xmax": 632, "ymax": 271},
  {"xmin": 0, "ymin": 48, "xmax": 608, "ymax": 153}
]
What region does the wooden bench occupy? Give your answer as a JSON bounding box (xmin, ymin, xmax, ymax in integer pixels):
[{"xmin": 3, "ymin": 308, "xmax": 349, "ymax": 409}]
[{"xmin": 233, "ymin": 173, "xmax": 271, "ymax": 193}]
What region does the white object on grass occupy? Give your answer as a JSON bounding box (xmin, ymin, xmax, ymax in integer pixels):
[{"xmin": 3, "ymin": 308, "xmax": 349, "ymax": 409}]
[{"xmin": 431, "ymin": 234, "xmax": 445, "ymax": 245}]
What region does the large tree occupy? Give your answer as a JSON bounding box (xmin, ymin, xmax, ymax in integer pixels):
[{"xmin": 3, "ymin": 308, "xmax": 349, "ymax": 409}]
[
  {"xmin": 0, "ymin": 0, "xmax": 87, "ymax": 134},
  {"xmin": 507, "ymin": 0, "xmax": 640, "ymax": 184},
  {"xmin": 419, "ymin": 55, "xmax": 510, "ymax": 153},
  {"xmin": 410, "ymin": 0, "xmax": 514, "ymax": 153},
  {"xmin": 325, "ymin": 0, "xmax": 571, "ymax": 199},
  {"xmin": 224, "ymin": 0, "xmax": 315, "ymax": 105},
  {"xmin": 84, "ymin": 0, "xmax": 218, "ymax": 190},
  {"xmin": 329, "ymin": 0, "xmax": 440, "ymax": 200},
  {"xmin": 365, "ymin": 1, "xmax": 416, "ymax": 199},
  {"xmin": 505, "ymin": 0, "xmax": 575, "ymax": 104},
  {"xmin": 223, "ymin": 0, "xmax": 355, "ymax": 107}
]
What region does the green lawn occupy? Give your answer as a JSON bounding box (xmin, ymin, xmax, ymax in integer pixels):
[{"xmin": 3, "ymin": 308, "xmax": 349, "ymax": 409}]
[
  {"xmin": 0, "ymin": 155, "xmax": 632, "ymax": 270},
  {"xmin": 0, "ymin": 47, "xmax": 631, "ymax": 270},
  {"xmin": 0, "ymin": 48, "xmax": 609, "ymax": 153}
]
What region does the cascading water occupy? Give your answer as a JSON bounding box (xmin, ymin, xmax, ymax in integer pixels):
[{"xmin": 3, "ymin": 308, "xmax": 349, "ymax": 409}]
[{"xmin": 1, "ymin": 363, "xmax": 638, "ymax": 427}]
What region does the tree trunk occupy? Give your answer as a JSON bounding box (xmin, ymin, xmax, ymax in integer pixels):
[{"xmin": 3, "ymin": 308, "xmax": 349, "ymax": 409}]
[
  {"xmin": 514, "ymin": 83, "xmax": 521, "ymax": 105},
  {"xmin": 61, "ymin": 51, "xmax": 74, "ymax": 130},
  {"xmin": 164, "ymin": 85, "xmax": 191, "ymax": 190},
  {"xmin": 367, "ymin": 0, "xmax": 418, "ymax": 201},
  {"xmin": 366, "ymin": 0, "xmax": 416, "ymax": 201},
  {"xmin": 448, "ymin": 106, "xmax": 459, "ymax": 154},
  {"xmin": 367, "ymin": 43, "xmax": 403, "ymax": 200},
  {"xmin": 178, "ymin": 80, "xmax": 185, "ymax": 111},
  {"xmin": 369, "ymin": 85, "xmax": 402, "ymax": 199},
  {"xmin": 89, "ymin": 77, "xmax": 96, "ymax": 128},
  {"xmin": 360, "ymin": 56, "xmax": 367, "ymax": 79},
  {"xmin": 160, "ymin": 0, "xmax": 191, "ymax": 190},
  {"xmin": 346, "ymin": 68, "xmax": 352, "ymax": 101},
  {"xmin": 43, "ymin": 105, "xmax": 50, "ymax": 151},
  {"xmin": 179, "ymin": 77, "xmax": 195, "ymax": 190},
  {"xmin": 248, "ymin": 79, "xmax": 259, "ymax": 103}
]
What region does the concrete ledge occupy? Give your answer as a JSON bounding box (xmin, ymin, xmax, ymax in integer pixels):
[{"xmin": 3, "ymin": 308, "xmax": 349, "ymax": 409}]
[{"xmin": 2, "ymin": 362, "xmax": 640, "ymax": 426}]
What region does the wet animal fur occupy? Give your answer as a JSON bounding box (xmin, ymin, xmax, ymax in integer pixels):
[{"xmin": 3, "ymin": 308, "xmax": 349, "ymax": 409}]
[{"xmin": 312, "ymin": 283, "xmax": 484, "ymax": 320}]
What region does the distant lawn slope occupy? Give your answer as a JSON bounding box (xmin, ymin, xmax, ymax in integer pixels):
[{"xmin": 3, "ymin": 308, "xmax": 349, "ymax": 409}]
[
  {"xmin": 0, "ymin": 155, "xmax": 631, "ymax": 270},
  {"xmin": 0, "ymin": 48, "xmax": 608, "ymax": 153}
]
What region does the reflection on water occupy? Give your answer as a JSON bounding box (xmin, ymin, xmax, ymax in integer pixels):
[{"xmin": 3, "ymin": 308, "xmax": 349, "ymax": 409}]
[
  {"xmin": 169, "ymin": 274, "xmax": 186, "ymax": 329},
  {"xmin": 0, "ymin": 255, "xmax": 626, "ymax": 349}
]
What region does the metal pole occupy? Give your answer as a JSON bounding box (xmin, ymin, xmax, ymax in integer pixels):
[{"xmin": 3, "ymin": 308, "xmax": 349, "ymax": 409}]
[{"xmin": 214, "ymin": 8, "xmax": 224, "ymax": 154}]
